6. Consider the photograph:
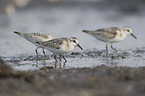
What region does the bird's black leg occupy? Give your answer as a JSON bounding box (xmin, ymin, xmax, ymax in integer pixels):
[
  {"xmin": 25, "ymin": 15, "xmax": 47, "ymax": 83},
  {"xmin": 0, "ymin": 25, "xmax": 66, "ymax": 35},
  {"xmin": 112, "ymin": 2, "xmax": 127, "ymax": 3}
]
[
  {"xmin": 35, "ymin": 48, "xmax": 39, "ymax": 57},
  {"xmin": 54, "ymin": 55, "xmax": 57, "ymax": 62},
  {"xmin": 111, "ymin": 44, "xmax": 117, "ymax": 52},
  {"xmin": 62, "ymin": 54, "xmax": 67, "ymax": 62},
  {"xmin": 42, "ymin": 48, "xmax": 46, "ymax": 57},
  {"xmin": 59, "ymin": 54, "xmax": 62, "ymax": 61},
  {"xmin": 106, "ymin": 43, "xmax": 109, "ymax": 56}
]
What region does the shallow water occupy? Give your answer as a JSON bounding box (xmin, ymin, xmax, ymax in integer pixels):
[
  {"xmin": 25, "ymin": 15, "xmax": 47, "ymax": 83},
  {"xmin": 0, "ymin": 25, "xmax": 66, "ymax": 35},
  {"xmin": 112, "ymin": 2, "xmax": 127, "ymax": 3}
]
[
  {"xmin": 0, "ymin": 2, "xmax": 145, "ymax": 70},
  {"xmin": 2, "ymin": 48, "xmax": 145, "ymax": 71}
]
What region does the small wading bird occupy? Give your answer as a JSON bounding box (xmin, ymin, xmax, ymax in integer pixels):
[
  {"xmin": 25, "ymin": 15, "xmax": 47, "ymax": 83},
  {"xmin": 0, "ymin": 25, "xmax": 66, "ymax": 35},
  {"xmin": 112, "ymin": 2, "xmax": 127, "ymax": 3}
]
[
  {"xmin": 35, "ymin": 37, "xmax": 83, "ymax": 62},
  {"xmin": 82, "ymin": 26, "xmax": 137, "ymax": 55},
  {"xmin": 14, "ymin": 31, "xmax": 54, "ymax": 57}
]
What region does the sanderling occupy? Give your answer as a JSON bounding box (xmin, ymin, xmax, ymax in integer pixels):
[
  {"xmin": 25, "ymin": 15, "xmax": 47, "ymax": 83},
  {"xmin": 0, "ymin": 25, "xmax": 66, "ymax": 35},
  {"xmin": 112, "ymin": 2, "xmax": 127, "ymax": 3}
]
[
  {"xmin": 82, "ymin": 26, "xmax": 137, "ymax": 54},
  {"xmin": 14, "ymin": 31, "xmax": 54, "ymax": 57},
  {"xmin": 35, "ymin": 37, "xmax": 83, "ymax": 62}
]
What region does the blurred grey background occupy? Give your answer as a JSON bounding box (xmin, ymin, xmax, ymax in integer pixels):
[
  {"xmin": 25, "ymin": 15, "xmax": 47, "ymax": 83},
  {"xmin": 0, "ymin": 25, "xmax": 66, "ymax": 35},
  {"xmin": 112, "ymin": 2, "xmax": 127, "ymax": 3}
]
[{"xmin": 0, "ymin": 0, "xmax": 145, "ymax": 57}]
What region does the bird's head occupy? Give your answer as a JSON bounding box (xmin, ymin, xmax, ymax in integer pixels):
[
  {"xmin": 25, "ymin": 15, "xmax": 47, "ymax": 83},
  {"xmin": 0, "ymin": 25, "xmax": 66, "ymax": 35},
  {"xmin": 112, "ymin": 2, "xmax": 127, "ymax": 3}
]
[
  {"xmin": 69, "ymin": 37, "xmax": 83, "ymax": 50},
  {"xmin": 123, "ymin": 26, "xmax": 137, "ymax": 39}
]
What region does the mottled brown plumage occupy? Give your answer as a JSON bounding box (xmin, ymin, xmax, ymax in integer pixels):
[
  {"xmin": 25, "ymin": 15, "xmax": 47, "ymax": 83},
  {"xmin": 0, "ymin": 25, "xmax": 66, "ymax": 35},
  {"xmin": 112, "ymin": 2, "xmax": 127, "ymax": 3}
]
[
  {"xmin": 14, "ymin": 31, "xmax": 54, "ymax": 57},
  {"xmin": 83, "ymin": 27, "xmax": 121, "ymax": 39},
  {"xmin": 40, "ymin": 38, "xmax": 67, "ymax": 49},
  {"xmin": 28, "ymin": 33, "xmax": 51, "ymax": 39},
  {"xmin": 35, "ymin": 37, "xmax": 83, "ymax": 62},
  {"xmin": 14, "ymin": 32, "xmax": 54, "ymax": 42}
]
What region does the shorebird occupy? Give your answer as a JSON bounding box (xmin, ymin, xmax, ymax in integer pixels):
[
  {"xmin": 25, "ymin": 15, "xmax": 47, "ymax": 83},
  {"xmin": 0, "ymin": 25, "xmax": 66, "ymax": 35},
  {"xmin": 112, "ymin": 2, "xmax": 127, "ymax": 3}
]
[
  {"xmin": 14, "ymin": 31, "xmax": 54, "ymax": 57},
  {"xmin": 82, "ymin": 26, "xmax": 137, "ymax": 54},
  {"xmin": 35, "ymin": 37, "xmax": 83, "ymax": 62}
]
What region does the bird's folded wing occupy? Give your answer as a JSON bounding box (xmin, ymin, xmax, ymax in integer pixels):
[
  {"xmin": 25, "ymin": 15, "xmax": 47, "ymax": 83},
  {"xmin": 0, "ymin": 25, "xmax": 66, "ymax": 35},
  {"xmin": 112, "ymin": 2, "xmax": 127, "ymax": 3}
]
[{"xmin": 37, "ymin": 38, "xmax": 65, "ymax": 49}]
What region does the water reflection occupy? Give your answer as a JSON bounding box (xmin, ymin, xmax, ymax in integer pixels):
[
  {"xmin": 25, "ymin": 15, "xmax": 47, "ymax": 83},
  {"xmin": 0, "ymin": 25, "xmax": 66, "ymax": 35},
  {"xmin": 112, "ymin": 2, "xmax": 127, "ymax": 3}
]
[
  {"xmin": 34, "ymin": 58, "xmax": 67, "ymax": 69},
  {"xmin": 105, "ymin": 56, "xmax": 121, "ymax": 67},
  {"xmin": 2, "ymin": 47, "xmax": 144, "ymax": 71}
]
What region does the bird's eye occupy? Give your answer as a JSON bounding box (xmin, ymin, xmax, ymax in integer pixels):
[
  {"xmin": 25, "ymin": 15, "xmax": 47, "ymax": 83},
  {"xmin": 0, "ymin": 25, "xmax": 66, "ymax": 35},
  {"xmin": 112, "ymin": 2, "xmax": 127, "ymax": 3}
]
[
  {"xmin": 72, "ymin": 40, "xmax": 76, "ymax": 43},
  {"xmin": 127, "ymin": 29, "xmax": 130, "ymax": 32}
]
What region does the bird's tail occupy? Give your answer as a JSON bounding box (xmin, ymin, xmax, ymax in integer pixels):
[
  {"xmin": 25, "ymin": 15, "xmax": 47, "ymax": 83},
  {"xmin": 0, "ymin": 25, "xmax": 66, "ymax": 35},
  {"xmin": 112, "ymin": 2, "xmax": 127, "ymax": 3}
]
[
  {"xmin": 14, "ymin": 31, "xmax": 27, "ymax": 37},
  {"xmin": 35, "ymin": 41, "xmax": 41, "ymax": 44},
  {"xmin": 82, "ymin": 30, "xmax": 90, "ymax": 33},
  {"xmin": 82, "ymin": 30, "xmax": 96, "ymax": 34},
  {"xmin": 14, "ymin": 31, "xmax": 21, "ymax": 35},
  {"xmin": 35, "ymin": 41, "xmax": 44, "ymax": 45}
]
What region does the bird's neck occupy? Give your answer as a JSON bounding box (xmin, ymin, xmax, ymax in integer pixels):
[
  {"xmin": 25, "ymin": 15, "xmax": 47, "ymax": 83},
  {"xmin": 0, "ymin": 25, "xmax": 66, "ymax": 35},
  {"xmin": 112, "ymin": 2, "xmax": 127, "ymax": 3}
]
[
  {"xmin": 66, "ymin": 41, "xmax": 74, "ymax": 50},
  {"xmin": 116, "ymin": 30, "xmax": 127, "ymax": 41},
  {"xmin": 61, "ymin": 40, "xmax": 74, "ymax": 53}
]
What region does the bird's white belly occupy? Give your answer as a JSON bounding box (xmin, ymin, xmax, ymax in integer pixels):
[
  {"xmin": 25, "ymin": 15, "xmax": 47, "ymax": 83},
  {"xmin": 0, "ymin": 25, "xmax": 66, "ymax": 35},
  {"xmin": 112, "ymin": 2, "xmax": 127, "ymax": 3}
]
[
  {"xmin": 94, "ymin": 34, "xmax": 126, "ymax": 43},
  {"xmin": 45, "ymin": 45, "xmax": 74, "ymax": 54},
  {"xmin": 45, "ymin": 47, "xmax": 69, "ymax": 54},
  {"xmin": 110, "ymin": 34, "xmax": 126, "ymax": 43},
  {"xmin": 94, "ymin": 35, "xmax": 111, "ymax": 43}
]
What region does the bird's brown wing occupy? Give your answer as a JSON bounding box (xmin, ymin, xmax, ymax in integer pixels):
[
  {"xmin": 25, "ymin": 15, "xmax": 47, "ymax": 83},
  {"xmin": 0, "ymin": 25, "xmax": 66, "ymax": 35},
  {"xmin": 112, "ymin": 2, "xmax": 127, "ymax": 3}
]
[
  {"xmin": 36, "ymin": 38, "xmax": 66, "ymax": 49},
  {"xmin": 87, "ymin": 27, "xmax": 120, "ymax": 39}
]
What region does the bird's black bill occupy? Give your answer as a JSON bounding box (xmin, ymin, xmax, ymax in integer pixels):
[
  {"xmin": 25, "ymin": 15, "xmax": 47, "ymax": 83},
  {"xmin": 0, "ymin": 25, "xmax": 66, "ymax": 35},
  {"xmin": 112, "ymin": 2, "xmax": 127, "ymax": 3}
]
[
  {"xmin": 131, "ymin": 33, "xmax": 137, "ymax": 39},
  {"xmin": 77, "ymin": 44, "xmax": 83, "ymax": 50}
]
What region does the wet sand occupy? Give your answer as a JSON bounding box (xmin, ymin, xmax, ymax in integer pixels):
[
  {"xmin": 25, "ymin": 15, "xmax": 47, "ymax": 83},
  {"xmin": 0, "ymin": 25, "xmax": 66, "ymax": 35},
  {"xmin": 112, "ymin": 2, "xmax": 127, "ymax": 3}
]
[
  {"xmin": 1, "ymin": 58, "xmax": 145, "ymax": 96},
  {"xmin": 3, "ymin": 48, "xmax": 145, "ymax": 70}
]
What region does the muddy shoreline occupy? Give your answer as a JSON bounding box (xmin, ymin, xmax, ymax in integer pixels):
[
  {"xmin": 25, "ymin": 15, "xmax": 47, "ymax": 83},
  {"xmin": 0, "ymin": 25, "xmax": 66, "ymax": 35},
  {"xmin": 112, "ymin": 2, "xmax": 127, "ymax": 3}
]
[{"xmin": 0, "ymin": 58, "xmax": 145, "ymax": 96}]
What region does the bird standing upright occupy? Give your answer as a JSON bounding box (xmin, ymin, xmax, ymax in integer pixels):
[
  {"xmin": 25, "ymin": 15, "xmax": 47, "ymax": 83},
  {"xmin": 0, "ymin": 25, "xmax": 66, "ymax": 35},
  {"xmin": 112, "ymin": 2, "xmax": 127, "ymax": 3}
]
[
  {"xmin": 82, "ymin": 26, "xmax": 137, "ymax": 55},
  {"xmin": 35, "ymin": 37, "xmax": 83, "ymax": 62},
  {"xmin": 14, "ymin": 31, "xmax": 54, "ymax": 57}
]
